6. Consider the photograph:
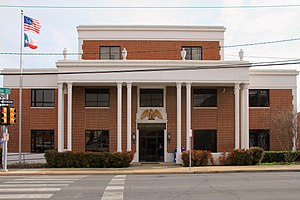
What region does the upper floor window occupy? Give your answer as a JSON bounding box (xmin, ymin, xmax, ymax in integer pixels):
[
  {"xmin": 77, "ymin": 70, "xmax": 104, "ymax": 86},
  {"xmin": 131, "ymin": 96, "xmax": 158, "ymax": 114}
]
[
  {"xmin": 249, "ymin": 89, "xmax": 269, "ymax": 107},
  {"xmin": 182, "ymin": 46, "xmax": 202, "ymax": 60},
  {"xmin": 140, "ymin": 89, "xmax": 163, "ymax": 107},
  {"xmin": 86, "ymin": 88, "xmax": 110, "ymax": 107},
  {"xmin": 100, "ymin": 46, "xmax": 120, "ymax": 60},
  {"xmin": 193, "ymin": 89, "xmax": 217, "ymax": 107},
  {"xmin": 31, "ymin": 89, "xmax": 55, "ymax": 107}
]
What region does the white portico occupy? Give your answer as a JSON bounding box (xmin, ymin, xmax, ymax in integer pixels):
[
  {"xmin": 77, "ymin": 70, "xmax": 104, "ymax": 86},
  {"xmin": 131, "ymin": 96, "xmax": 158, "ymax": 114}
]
[{"xmin": 55, "ymin": 59, "xmax": 251, "ymax": 162}]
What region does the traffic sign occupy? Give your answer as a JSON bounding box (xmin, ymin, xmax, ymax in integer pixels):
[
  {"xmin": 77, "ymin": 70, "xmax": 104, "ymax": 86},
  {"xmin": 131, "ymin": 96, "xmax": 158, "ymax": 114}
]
[
  {"xmin": 3, "ymin": 133, "xmax": 9, "ymax": 141},
  {"xmin": 0, "ymin": 100, "xmax": 14, "ymax": 104},
  {"xmin": 0, "ymin": 88, "xmax": 10, "ymax": 94}
]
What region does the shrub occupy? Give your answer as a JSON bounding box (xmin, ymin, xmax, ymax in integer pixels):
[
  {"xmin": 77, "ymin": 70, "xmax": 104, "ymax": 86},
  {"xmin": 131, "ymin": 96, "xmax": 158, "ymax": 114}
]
[
  {"xmin": 250, "ymin": 147, "xmax": 265, "ymax": 165},
  {"xmin": 225, "ymin": 149, "xmax": 253, "ymax": 165},
  {"xmin": 181, "ymin": 150, "xmax": 213, "ymax": 167},
  {"xmin": 220, "ymin": 148, "xmax": 265, "ymax": 166},
  {"xmin": 44, "ymin": 150, "xmax": 134, "ymax": 168},
  {"xmin": 262, "ymin": 151, "xmax": 300, "ymax": 163}
]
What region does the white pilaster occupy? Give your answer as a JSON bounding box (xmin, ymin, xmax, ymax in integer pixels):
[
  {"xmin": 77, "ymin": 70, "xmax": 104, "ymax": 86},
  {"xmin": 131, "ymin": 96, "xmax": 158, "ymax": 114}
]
[
  {"xmin": 57, "ymin": 82, "xmax": 64, "ymax": 152},
  {"xmin": 234, "ymin": 83, "xmax": 240, "ymax": 149},
  {"xmin": 186, "ymin": 82, "xmax": 192, "ymax": 150},
  {"xmin": 117, "ymin": 82, "xmax": 123, "ymax": 152},
  {"xmin": 241, "ymin": 83, "xmax": 249, "ymax": 149},
  {"xmin": 126, "ymin": 82, "xmax": 132, "ymax": 151},
  {"xmin": 292, "ymin": 86, "xmax": 297, "ymax": 151},
  {"xmin": 176, "ymin": 82, "xmax": 182, "ymax": 164},
  {"xmin": 67, "ymin": 82, "xmax": 72, "ymax": 151}
]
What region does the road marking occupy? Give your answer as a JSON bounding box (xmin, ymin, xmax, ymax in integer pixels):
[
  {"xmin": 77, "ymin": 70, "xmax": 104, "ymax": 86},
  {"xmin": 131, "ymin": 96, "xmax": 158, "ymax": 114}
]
[
  {"xmin": 101, "ymin": 191, "xmax": 123, "ymax": 200},
  {"xmin": 109, "ymin": 179, "xmax": 125, "ymax": 185},
  {"xmin": 101, "ymin": 175, "xmax": 126, "ymax": 200},
  {"xmin": 0, "ymin": 194, "xmax": 53, "ymax": 199},
  {"xmin": 106, "ymin": 185, "xmax": 124, "ymax": 190},
  {"xmin": 15, "ymin": 178, "xmax": 79, "ymax": 181},
  {"xmin": 0, "ymin": 184, "xmax": 69, "ymax": 187},
  {"xmin": 0, "ymin": 188, "xmax": 61, "ymax": 192},
  {"xmin": 5, "ymin": 181, "xmax": 74, "ymax": 184},
  {"xmin": 114, "ymin": 175, "xmax": 126, "ymax": 178}
]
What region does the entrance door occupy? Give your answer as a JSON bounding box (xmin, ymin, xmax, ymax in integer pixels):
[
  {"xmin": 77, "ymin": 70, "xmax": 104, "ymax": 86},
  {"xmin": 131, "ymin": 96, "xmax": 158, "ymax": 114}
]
[{"xmin": 139, "ymin": 130, "xmax": 164, "ymax": 162}]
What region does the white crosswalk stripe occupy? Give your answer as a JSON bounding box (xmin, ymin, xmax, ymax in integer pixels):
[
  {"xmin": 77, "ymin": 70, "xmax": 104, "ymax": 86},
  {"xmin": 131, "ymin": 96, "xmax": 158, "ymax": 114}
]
[
  {"xmin": 0, "ymin": 175, "xmax": 86, "ymax": 199},
  {"xmin": 101, "ymin": 175, "xmax": 127, "ymax": 200}
]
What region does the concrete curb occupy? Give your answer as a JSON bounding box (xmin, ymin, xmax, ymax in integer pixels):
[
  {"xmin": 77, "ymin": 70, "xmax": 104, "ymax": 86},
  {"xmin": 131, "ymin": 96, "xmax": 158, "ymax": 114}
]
[{"xmin": 1, "ymin": 165, "xmax": 300, "ymax": 176}]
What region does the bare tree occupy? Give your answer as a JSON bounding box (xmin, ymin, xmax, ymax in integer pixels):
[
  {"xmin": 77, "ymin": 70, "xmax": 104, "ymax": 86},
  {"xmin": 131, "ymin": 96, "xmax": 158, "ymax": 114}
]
[{"xmin": 270, "ymin": 107, "xmax": 299, "ymax": 163}]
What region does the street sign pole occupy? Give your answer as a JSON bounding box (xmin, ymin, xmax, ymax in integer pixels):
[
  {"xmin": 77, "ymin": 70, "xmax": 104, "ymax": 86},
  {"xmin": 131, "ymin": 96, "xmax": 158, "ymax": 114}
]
[
  {"xmin": 1, "ymin": 93, "xmax": 9, "ymax": 172},
  {"xmin": 189, "ymin": 129, "xmax": 192, "ymax": 172}
]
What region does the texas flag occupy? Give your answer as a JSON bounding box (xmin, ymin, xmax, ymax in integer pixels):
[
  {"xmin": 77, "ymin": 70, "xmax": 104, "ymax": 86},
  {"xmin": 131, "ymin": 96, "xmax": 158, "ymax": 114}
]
[{"xmin": 24, "ymin": 32, "xmax": 38, "ymax": 49}]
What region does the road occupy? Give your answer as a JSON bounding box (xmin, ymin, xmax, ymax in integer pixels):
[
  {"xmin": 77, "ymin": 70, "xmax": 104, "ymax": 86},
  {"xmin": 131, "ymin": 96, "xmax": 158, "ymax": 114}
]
[{"xmin": 0, "ymin": 172, "xmax": 299, "ymax": 199}]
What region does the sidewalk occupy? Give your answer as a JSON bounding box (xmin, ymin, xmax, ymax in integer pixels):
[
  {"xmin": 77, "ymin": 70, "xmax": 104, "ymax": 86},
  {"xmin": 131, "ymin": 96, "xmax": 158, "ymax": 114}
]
[{"xmin": 1, "ymin": 164, "xmax": 300, "ymax": 176}]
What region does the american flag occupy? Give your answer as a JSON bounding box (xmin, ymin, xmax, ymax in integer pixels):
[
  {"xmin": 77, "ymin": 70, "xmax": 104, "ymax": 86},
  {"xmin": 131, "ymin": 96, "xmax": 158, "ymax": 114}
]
[{"xmin": 24, "ymin": 15, "xmax": 41, "ymax": 34}]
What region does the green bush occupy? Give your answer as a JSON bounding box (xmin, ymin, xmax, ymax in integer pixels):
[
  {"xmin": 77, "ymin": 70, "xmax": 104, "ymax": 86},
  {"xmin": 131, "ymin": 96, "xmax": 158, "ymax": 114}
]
[
  {"xmin": 220, "ymin": 147, "xmax": 265, "ymax": 166},
  {"xmin": 181, "ymin": 150, "xmax": 213, "ymax": 167},
  {"xmin": 262, "ymin": 151, "xmax": 300, "ymax": 163},
  {"xmin": 44, "ymin": 150, "xmax": 134, "ymax": 168}
]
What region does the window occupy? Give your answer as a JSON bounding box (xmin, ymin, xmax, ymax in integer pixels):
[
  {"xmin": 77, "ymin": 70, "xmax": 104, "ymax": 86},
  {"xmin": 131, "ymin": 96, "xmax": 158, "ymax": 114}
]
[
  {"xmin": 182, "ymin": 46, "xmax": 202, "ymax": 60},
  {"xmin": 140, "ymin": 89, "xmax": 164, "ymax": 107},
  {"xmin": 250, "ymin": 130, "xmax": 270, "ymax": 150},
  {"xmin": 100, "ymin": 46, "xmax": 120, "ymax": 60},
  {"xmin": 31, "ymin": 130, "xmax": 54, "ymax": 153},
  {"xmin": 31, "ymin": 89, "xmax": 55, "ymax": 107},
  {"xmin": 194, "ymin": 130, "xmax": 217, "ymax": 152},
  {"xmin": 85, "ymin": 130, "xmax": 109, "ymax": 152},
  {"xmin": 86, "ymin": 89, "xmax": 110, "ymax": 107},
  {"xmin": 193, "ymin": 89, "xmax": 217, "ymax": 107},
  {"xmin": 249, "ymin": 89, "xmax": 269, "ymax": 107}
]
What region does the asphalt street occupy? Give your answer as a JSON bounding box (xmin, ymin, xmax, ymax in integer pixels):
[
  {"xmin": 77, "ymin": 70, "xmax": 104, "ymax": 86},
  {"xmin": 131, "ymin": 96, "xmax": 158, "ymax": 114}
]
[{"xmin": 0, "ymin": 172, "xmax": 300, "ymax": 200}]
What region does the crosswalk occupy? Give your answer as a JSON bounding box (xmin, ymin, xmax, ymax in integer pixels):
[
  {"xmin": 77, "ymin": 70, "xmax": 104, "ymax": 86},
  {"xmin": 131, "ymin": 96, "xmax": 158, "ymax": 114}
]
[
  {"xmin": 0, "ymin": 175, "xmax": 86, "ymax": 199},
  {"xmin": 101, "ymin": 175, "xmax": 126, "ymax": 200}
]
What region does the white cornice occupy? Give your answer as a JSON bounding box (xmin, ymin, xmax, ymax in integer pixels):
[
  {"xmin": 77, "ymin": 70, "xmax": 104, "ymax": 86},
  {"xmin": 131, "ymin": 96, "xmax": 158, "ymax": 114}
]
[
  {"xmin": 77, "ymin": 25, "xmax": 226, "ymax": 32},
  {"xmin": 56, "ymin": 60, "xmax": 249, "ymax": 68},
  {"xmin": 249, "ymin": 68, "xmax": 298, "ymax": 76}
]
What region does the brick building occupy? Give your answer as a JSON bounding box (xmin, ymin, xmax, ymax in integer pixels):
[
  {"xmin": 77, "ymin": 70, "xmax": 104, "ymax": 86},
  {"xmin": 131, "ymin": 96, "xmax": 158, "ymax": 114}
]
[{"xmin": 3, "ymin": 25, "xmax": 298, "ymax": 163}]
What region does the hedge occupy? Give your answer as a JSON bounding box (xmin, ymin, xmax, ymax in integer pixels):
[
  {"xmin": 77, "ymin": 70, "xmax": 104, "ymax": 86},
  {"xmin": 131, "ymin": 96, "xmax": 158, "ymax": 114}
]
[
  {"xmin": 220, "ymin": 147, "xmax": 265, "ymax": 166},
  {"xmin": 44, "ymin": 150, "xmax": 134, "ymax": 168},
  {"xmin": 181, "ymin": 150, "xmax": 213, "ymax": 167},
  {"xmin": 261, "ymin": 151, "xmax": 300, "ymax": 163}
]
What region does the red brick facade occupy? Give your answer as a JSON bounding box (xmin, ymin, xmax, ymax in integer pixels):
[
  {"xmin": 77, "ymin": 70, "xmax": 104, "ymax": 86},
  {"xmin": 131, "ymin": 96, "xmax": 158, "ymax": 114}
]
[
  {"xmin": 82, "ymin": 40, "xmax": 220, "ymax": 60},
  {"xmin": 7, "ymin": 87, "xmax": 293, "ymax": 153}
]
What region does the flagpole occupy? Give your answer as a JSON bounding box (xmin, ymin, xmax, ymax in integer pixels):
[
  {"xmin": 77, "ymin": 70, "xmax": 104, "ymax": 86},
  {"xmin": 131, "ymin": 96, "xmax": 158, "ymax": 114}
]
[{"xmin": 19, "ymin": 10, "xmax": 24, "ymax": 164}]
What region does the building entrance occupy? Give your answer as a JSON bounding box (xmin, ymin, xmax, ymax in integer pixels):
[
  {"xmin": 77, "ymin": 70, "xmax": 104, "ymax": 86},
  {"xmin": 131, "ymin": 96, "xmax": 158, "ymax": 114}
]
[{"xmin": 139, "ymin": 129, "xmax": 164, "ymax": 162}]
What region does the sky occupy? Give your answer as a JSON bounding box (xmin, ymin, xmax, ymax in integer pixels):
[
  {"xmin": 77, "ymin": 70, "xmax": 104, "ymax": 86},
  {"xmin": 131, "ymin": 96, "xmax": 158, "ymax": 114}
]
[{"xmin": 0, "ymin": 0, "xmax": 300, "ymax": 105}]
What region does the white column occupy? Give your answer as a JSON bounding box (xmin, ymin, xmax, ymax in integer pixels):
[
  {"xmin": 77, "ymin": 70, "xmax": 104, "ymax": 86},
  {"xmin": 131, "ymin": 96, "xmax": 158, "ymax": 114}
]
[
  {"xmin": 234, "ymin": 83, "xmax": 240, "ymax": 149},
  {"xmin": 292, "ymin": 87, "xmax": 297, "ymax": 151},
  {"xmin": 126, "ymin": 82, "xmax": 132, "ymax": 151},
  {"xmin": 186, "ymin": 82, "xmax": 192, "ymax": 150},
  {"xmin": 241, "ymin": 83, "xmax": 249, "ymax": 149},
  {"xmin": 67, "ymin": 82, "xmax": 72, "ymax": 151},
  {"xmin": 176, "ymin": 82, "xmax": 182, "ymax": 164},
  {"xmin": 117, "ymin": 82, "xmax": 123, "ymax": 152},
  {"xmin": 57, "ymin": 82, "xmax": 64, "ymax": 152}
]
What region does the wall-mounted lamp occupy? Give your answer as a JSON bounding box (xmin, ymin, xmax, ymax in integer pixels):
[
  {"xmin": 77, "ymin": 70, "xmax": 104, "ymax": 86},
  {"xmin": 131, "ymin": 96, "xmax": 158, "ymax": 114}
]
[
  {"xmin": 222, "ymin": 88, "xmax": 226, "ymax": 93},
  {"xmin": 167, "ymin": 132, "xmax": 171, "ymax": 141},
  {"xmin": 132, "ymin": 132, "xmax": 136, "ymax": 140}
]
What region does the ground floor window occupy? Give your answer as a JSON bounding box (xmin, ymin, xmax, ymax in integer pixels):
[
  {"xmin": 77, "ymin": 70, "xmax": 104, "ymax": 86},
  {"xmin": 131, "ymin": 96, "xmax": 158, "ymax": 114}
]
[
  {"xmin": 193, "ymin": 130, "xmax": 217, "ymax": 152},
  {"xmin": 31, "ymin": 130, "xmax": 54, "ymax": 153},
  {"xmin": 85, "ymin": 130, "xmax": 109, "ymax": 152},
  {"xmin": 250, "ymin": 130, "xmax": 270, "ymax": 150}
]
